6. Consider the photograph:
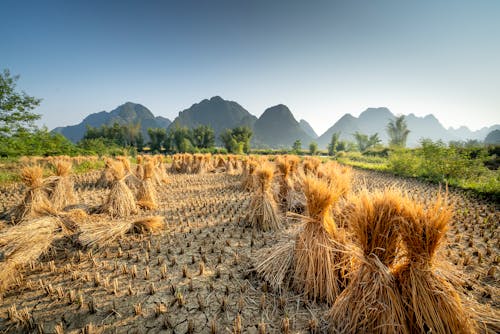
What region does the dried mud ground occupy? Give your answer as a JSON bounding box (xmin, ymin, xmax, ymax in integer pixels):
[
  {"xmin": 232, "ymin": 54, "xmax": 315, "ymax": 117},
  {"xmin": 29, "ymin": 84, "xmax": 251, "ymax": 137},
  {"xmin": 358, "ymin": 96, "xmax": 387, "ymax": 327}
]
[{"xmin": 0, "ymin": 168, "xmax": 498, "ymax": 333}]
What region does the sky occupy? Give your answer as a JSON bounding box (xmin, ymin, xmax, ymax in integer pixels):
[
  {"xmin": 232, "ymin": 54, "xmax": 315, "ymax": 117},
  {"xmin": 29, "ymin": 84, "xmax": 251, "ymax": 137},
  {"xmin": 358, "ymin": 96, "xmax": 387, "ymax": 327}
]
[{"xmin": 1, "ymin": 0, "xmax": 499, "ymax": 135}]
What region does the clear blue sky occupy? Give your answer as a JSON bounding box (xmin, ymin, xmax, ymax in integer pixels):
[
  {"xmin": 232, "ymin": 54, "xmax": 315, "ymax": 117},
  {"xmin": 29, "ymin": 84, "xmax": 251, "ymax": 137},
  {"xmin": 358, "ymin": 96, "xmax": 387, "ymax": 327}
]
[{"xmin": 2, "ymin": 0, "xmax": 499, "ymax": 134}]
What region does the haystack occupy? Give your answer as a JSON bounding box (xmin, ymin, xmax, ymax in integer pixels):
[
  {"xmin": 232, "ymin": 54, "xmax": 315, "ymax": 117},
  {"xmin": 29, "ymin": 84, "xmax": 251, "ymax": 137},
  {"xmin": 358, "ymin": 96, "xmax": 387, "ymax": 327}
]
[
  {"xmin": 5, "ymin": 166, "xmax": 55, "ymax": 224},
  {"xmin": 78, "ymin": 216, "xmax": 165, "ymax": 249},
  {"xmin": 137, "ymin": 161, "xmax": 158, "ymax": 210},
  {"xmin": 246, "ymin": 164, "xmax": 282, "ymax": 231},
  {"xmin": 96, "ymin": 158, "xmax": 114, "ymax": 188},
  {"xmin": 46, "ymin": 159, "xmax": 76, "ymax": 210},
  {"xmin": 255, "ymin": 173, "xmax": 350, "ymax": 304},
  {"xmin": 242, "ymin": 160, "xmax": 258, "ymax": 191},
  {"xmin": 117, "ymin": 156, "xmax": 141, "ymax": 191},
  {"xmin": 0, "ymin": 216, "xmax": 63, "ymax": 292},
  {"xmin": 395, "ymin": 194, "xmax": 477, "ymax": 334},
  {"xmin": 98, "ymin": 160, "xmax": 137, "ymax": 217},
  {"xmin": 292, "ymin": 175, "xmax": 349, "ymax": 304},
  {"xmin": 328, "ymin": 189, "xmax": 408, "ymax": 334}
]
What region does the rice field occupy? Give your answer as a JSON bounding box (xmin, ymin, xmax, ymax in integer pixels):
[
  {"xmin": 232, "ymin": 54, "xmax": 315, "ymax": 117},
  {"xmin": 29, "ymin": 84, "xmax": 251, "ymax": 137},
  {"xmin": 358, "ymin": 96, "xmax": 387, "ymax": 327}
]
[{"xmin": 0, "ymin": 154, "xmax": 498, "ymax": 333}]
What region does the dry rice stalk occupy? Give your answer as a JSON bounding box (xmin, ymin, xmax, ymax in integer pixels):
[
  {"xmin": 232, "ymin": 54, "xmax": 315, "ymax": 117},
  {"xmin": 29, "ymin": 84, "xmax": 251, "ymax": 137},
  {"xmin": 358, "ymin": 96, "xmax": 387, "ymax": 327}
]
[
  {"xmin": 395, "ymin": 193, "xmax": 477, "ymax": 334},
  {"xmin": 132, "ymin": 216, "xmax": 165, "ymax": 233},
  {"xmin": 328, "ymin": 189, "xmax": 409, "ymax": 334},
  {"xmin": 47, "ymin": 159, "xmax": 76, "ymax": 210},
  {"xmin": 0, "ymin": 217, "xmax": 62, "ymax": 292},
  {"xmin": 98, "ymin": 161, "xmax": 137, "ymax": 217},
  {"xmin": 242, "ymin": 161, "xmax": 258, "ymax": 191},
  {"xmin": 137, "ymin": 162, "xmax": 158, "ymax": 210},
  {"xmin": 246, "ymin": 164, "xmax": 282, "ymax": 231},
  {"xmin": 96, "ymin": 158, "xmax": 114, "ymax": 188},
  {"xmin": 117, "ymin": 156, "xmax": 141, "ymax": 191},
  {"xmin": 78, "ymin": 216, "xmax": 164, "ymax": 249},
  {"xmin": 6, "ymin": 166, "xmax": 55, "ymax": 224},
  {"xmin": 254, "ymin": 235, "xmax": 295, "ymax": 290},
  {"xmin": 275, "ymin": 157, "xmax": 294, "ymax": 212},
  {"xmin": 293, "ymin": 175, "xmax": 349, "ymax": 304}
]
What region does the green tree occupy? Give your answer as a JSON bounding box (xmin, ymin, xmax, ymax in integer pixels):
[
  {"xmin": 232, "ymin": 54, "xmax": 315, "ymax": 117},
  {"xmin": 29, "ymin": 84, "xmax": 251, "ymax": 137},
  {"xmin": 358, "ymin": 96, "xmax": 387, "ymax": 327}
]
[
  {"xmin": 171, "ymin": 126, "xmax": 192, "ymax": 152},
  {"xmin": 147, "ymin": 128, "xmax": 167, "ymax": 152},
  {"xmin": 309, "ymin": 142, "xmax": 318, "ymax": 155},
  {"xmin": 328, "ymin": 132, "xmax": 340, "ymax": 156},
  {"xmin": 220, "ymin": 127, "xmax": 253, "ymax": 153},
  {"xmin": 191, "ymin": 125, "xmax": 215, "ymax": 149},
  {"xmin": 353, "ymin": 132, "xmax": 381, "ymax": 152},
  {"xmin": 231, "ymin": 126, "xmax": 252, "ymax": 153},
  {"xmin": 386, "ymin": 115, "xmax": 410, "ymax": 148},
  {"xmin": 292, "ymin": 139, "xmax": 302, "ymax": 154},
  {"xmin": 0, "ymin": 69, "xmax": 42, "ymax": 136}
]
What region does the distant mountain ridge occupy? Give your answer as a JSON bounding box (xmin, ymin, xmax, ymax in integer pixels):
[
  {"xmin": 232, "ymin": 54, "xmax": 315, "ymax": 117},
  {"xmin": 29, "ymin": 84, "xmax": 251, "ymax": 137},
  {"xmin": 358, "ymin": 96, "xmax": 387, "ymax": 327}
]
[
  {"xmin": 52, "ymin": 102, "xmax": 171, "ymax": 142},
  {"xmin": 168, "ymin": 96, "xmax": 257, "ymax": 143},
  {"xmin": 52, "ymin": 97, "xmax": 499, "ymax": 149},
  {"xmin": 317, "ymin": 107, "xmax": 499, "ymax": 148},
  {"xmin": 252, "ymin": 105, "xmax": 312, "ymax": 148}
]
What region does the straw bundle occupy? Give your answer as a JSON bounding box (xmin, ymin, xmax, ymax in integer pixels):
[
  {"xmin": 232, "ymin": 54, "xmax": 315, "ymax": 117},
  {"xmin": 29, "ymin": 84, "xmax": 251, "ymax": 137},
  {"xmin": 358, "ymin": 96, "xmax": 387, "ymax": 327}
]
[
  {"xmin": 5, "ymin": 166, "xmax": 55, "ymax": 224},
  {"xmin": 293, "ymin": 175, "xmax": 349, "ymax": 304},
  {"xmin": 46, "ymin": 159, "xmax": 76, "ymax": 210},
  {"xmin": 78, "ymin": 216, "xmax": 165, "ymax": 249},
  {"xmin": 137, "ymin": 161, "xmax": 158, "ymax": 210},
  {"xmin": 0, "ymin": 217, "xmax": 62, "ymax": 292},
  {"xmin": 395, "ymin": 194, "xmax": 477, "ymax": 334},
  {"xmin": 117, "ymin": 156, "xmax": 141, "ymax": 191},
  {"xmin": 135, "ymin": 156, "xmax": 144, "ymax": 179},
  {"xmin": 242, "ymin": 161, "xmax": 258, "ymax": 191},
  {"xmin": 246, "ymin": 164, "xmax": 282, "ymax": 231},
  {"xmin": 275, "ymin": 157, "xmax": 293, "ymax": 212},
  {"xmin": 98, "ymin": 161, "xmax": 137, "ymax": 217},
  {"xmin": 328, "ymin": 189, "xmax": 408, "ymax": 333},
  {"xmin": 96, "ymin": 158, "xmax": 114, "ymax": 188}
]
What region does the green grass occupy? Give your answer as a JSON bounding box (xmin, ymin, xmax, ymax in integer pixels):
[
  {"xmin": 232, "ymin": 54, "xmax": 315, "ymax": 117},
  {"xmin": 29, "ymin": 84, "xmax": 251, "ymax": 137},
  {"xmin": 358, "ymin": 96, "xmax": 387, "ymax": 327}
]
[{"xmin": 334, "ymin": 150, "xmax": 500, "ymax": 201}]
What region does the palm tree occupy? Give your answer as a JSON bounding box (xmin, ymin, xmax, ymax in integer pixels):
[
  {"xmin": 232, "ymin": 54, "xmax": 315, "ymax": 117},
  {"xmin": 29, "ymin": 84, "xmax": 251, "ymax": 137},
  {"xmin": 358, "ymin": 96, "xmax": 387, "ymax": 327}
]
[{"xmin": 387, "ymin": 115, "xmax": 410, "ymax": 147}]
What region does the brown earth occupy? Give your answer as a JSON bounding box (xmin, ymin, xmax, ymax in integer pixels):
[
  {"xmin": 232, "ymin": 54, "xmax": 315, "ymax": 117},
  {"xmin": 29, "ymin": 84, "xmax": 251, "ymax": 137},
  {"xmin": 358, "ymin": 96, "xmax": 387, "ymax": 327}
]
[{"xmin": 0, "ymin": 168, "xmax": 498, "ymax": 333}]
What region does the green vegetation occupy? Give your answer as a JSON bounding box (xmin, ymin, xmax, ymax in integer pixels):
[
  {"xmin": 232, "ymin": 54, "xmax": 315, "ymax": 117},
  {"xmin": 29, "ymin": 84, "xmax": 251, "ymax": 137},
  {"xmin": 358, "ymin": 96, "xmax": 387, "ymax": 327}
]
[
  {"xmin": 336, "ymin": 140, "xmax": 499, "ymax": 199},
  {"xmin": 220, "ymin": 126, "xmax": 253, "ymax": 154},
  {"xmin": 386, "ymin": 115, "xmax": 410, "ymax": 148},
  {"xmin": 292, "ymin": 139, "xmax": 302, "ymax": 154},
  {"xmin": 328, "ymin": 132, "xmax": 340, "ymax": 156},
  {"xmin": 309, "ymin": 141, "xmax": 318, "ymax": 155}
]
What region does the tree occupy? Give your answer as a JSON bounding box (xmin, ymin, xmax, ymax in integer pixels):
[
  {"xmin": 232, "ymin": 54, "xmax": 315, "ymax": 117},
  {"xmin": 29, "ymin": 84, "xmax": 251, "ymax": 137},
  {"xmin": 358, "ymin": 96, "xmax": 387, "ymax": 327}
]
[
  {"xmin": 353, "ymin": 132, "xmax": 381, "ymax": 152},
  {"xmin": 309, "ymin": 142, "xmax": 318, "ymax": 155},
  {"xmin": 292, "ymin": 139, "xmax": 302, "ymax": 154},
  {"xmin": 231, "ymin": 126, "xmax": 252, "ymax": 153},
  {"xmin": 328, "ymin": 132, "xmax": 340, "ymax": 156},
  {"xmin": 171, "ymin": 126, "xmax": 192, "ymax": 152},
  {"xmin": 191, "ymin": 125, "xmax": 215, "ymax": 149},
  {"xmin": 147, "ymin": 128, "xmax": 167, "ymax": 152},
  {"xmin": 0, "ymin": 69, "xmax": 42, "ymax": 136},
  {"xmin": 220, "ymin": 127, "xmax": 253, "ymax": 154},
  {"xmin": 386, "ymin": 115, "xmax": 410, "ymax": 148}
]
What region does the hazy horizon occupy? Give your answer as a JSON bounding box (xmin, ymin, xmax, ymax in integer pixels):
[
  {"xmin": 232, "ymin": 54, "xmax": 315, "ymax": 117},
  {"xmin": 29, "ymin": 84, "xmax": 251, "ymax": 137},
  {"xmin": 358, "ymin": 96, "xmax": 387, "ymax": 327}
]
[{"xmin": 2, "ymin": 0, "xmax": 499, "ymax": 134}]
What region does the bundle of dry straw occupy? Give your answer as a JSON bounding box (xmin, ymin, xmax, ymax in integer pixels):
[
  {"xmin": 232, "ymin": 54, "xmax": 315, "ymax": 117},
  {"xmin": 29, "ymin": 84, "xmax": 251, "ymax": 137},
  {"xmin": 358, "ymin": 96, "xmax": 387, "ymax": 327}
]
[
  {"xmin": 0, "ymin": 217, "xmax": 63, "ymax": 292},
  {"xmin": 328, "ymin": 189, "xmax": 408, "ymax": 334},
  {"xmin": 98, "ymin": 160, "xmax": 137, "ymax": 217},
  {"xmin": 137, "ymin": 161, "xmax": 158, "ymax": 210},
  {"xmin": 46, "ymin": 159, "xmax": 76, "ymax": 210},
  {"xmin": 5, "ymin": 166, "xmax": 55, "ymax": 224},
  {"xmin": 395, "ymin": 194, "xmax": 477, "ymax": 334},
  {"xmin": 78, "ymin": 216, "xmax": 165, "ymax": 249},
  {"xmin": 246, "ymin": 164, "xmax": 282, "ymax": 231},
  {"xmin": 255, "ymin": 170, "xmax": 351, "ymax": 304}
]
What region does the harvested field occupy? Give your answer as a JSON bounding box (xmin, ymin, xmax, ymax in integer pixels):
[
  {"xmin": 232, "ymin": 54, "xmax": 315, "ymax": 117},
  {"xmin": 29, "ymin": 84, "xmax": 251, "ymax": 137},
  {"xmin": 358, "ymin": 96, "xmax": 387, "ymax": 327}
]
[{"xmin": 0, "ymin": 159, "xmax": 498, "ymax": 333}]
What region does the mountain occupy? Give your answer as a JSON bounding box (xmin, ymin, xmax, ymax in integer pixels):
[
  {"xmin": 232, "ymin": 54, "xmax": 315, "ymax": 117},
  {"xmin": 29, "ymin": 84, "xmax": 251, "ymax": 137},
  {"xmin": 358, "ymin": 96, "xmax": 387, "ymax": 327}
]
[
  {"xmin": 252, "ymin": 105, "xmax": 312, "ymax": 148},
  {"xmin": 485, "ymin": 129, "xmax": 500, "ymax": 144},
  {"xmin": 448, "ymin": 125, "xmax": 500, "ymax": 142},
  {"xmin": 52, "ymin": 102, "xmax": 171, "ymax": 142},
  {"xmin": 168, "ymin": 96, "xmax": 257, "ymax": 140},
  {"xmin": 317, "ymin": 108, "xmax": 499, "ymax": 148},
  {"xmin": 299, "ymin": 119, "xmax": 318, "ymax": 139}
]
